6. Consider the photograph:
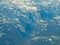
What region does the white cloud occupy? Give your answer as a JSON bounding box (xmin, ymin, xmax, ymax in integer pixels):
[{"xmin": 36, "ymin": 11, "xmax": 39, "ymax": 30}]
[
  {"xmin": 0, "ymin": 32, "xmax": 5, "ymax": 38},
  {"xmin": 17, "ymin": 24, "xmax": 25, "ymax": 33},
  {"xmin": 40, "ymin": 1, "xmax": 51, "ymax": 6},
  {"xmin": 53, "ymin": 16, "xmax": 60, "ymax": 20},
  {"xmin": 10, "ymin": 0, "xmax": 38, "ymax": 11}
]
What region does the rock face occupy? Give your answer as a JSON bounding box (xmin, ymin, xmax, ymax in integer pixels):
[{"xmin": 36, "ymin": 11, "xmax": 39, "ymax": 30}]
[{"xmin": 0, "ymin": 0, "xmax": 60, "ymax": 45}]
